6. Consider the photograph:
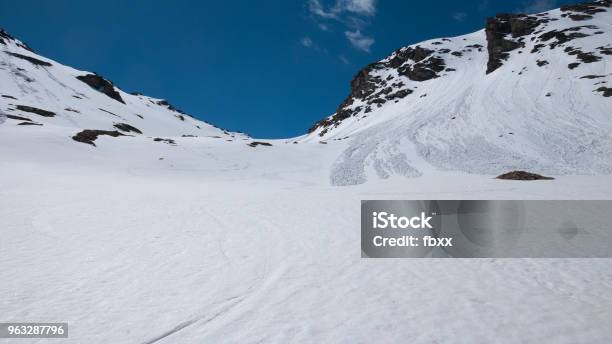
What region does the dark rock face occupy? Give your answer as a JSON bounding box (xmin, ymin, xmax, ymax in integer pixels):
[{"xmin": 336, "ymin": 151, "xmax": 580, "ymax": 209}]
[
  {"xmin": 496, "ymin": 170, "xmax": 555, "ymax": 180},
  {"xmin": 596, "ymin": 46, "xmax": 612, "ymax": 55},
  {"xmin": 0, "ymin": 28, "xmax": 33, "ymax": 51},
  {"xmin": 398, "ymin": 56, "xmax": 445, "ymax": 81},
  {"xmin": 388, "ymin": 46, "xmax": 434, "ymax": 68},
  {"xmin": 596, "ymin": 87, "xmax": 612, "ymax": 97},
  {"xmin": 485, "ymin": 14, "xmax": 540, "ymax": 73},
  {"xmin": 113, "ymin": 123, "xmax": 142, "ymax": 134},
  {"xmin": 76, "ymin": 74, "xmax": 125, "ymax": 104},
  {"xmin": 536, "ymin": 59, "xmax": 549, "ymax": 66},
  {"xmin": 308, "ymin": 62, "xmax": 387, "ymax": 133},
  {"xmin": 156, "ymin": 99, "xmax": 186, "ymax": 114},
  {"xmin": 0, "ymin": 28, "xmax": 12, "ymax": 45},
  {"xmin": 6, "ymin": 114, "xmax": 32, "ymax": 121},
  {"xmin": 575, "ymin": 51, "xmax": 601, "ymax": 63},
  {"xmin": 153, "ymin": 137, "xmax": 176, "ymax": 145},
  {"xmin": 539, "ymin": 27, "xmax": 592, "ymax": 48},
  {"xmin": 247, "ymin": 141, "xmax": 272, "ymax": 147},
  {"xmin": 561, "ymin": 0, "xmax": 610, "ymax": 15},
  {"xmin": 18, "ymin": 122, "xmax": 42, "ymax": 126},
  {"xmin": 6, "ymin": 52, "xmax": 51, "ymax": 66},
  {"xmin": 1, "ymin": 94, "xmax": 17, "ymax": 99},
  {"xmin": 308, "ymin": 46, "xmax": 436, "ymax": 134},
  {"xmin": 72, "ymin": 130, "xmax": 125, "ymax": 146},
  {"xmin": 564, "ymin": 46, "xmax": 602, "ymax": 63},
  {"xmin": 568, "ymin": 62, "xmax": 581, "ymax": 69},
  {"xmin": 386, "ymin": 89, "xmax": 413, "ymax": 100},
  {"xmin": 16, "ymin": 105, "xmax": 56, "ymax": 117}
]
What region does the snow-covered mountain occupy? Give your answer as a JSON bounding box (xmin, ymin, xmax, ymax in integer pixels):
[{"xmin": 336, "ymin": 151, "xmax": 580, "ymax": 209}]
[
  {"xmin": 2, "ymin": 3, "xmax": 612, "ymax": 344},
  {"xmin": 1, "ymin": 1, "xmax": 611, "ymax": 187},
  {"xmin": 306, "ymin": 0, "xmax": 612, "ymax": 185},
  {"xmin": 0, "ymin": 28, "xmax": 244, "ymax": 142}
]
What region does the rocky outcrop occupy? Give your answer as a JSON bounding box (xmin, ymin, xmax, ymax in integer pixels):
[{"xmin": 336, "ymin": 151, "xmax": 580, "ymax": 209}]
[
  {"xmin": 308, "ymin": 62, "xmax": 388, "ymax": 133},
  {"xmin": 72, "ymin": 129, "xmax": 125, "ymax": 146},
  {"xmin": 16, "ymin": 105, "xmax": 56, "ymax": 117},
  {"xmin": 113, "ymin": 123, "xmax": 142, "ymax": 134},
  {"xmin": 0, "ymin": 28, "xmax": 33, "ymax": 51},
  {"xmin": 0, "ymin": 28, "xmax": 12, "ymax": 45},
  {"xmin": 6, "ymin": 52, "xmax": 52, "ymax": 66},
  {"xmin": 156, "ymin": 99, "xmax": 186, "ymax": 115},
  {"xmin": 561, "ymin": 0, "xmax": 610, "ymax": 21},
  {"xmin": 485, "ymin": 14, "xmax": 540, "ymax": 73},
  {"xmin": 596, "ymin": 87, "xmax": 612, "ymax": 97},
  {"xmin": 388, "ymin": 46, "xmax": 434, "ymax": 67},
  {"xmin": 76, "ymin": 74, "xmax": 125, "ymax": 104},
  {"xmin": 247, "ymin": 141, "xmax": 272, "ymax": 147},
  {"xmin": 153, "ymin": 137, "xmax": 176, "ymax": 145},
  {"xmin": 308, "ymin": 50, "xmax": 425, "ymax": 134},
  {"xmin": 6, "ymin": 114, "xmax": 32, "ymax": 121},
  {"xmin": 539, "ymin": 26, "xmax": 593, "ymax": 48},
  {"xmin": 496, "ymin": 171, "xmax": 554, "ymax": 180},
  {"xmin": 398, "ymin": 56, "xmax": 445, "ymax": 81}
]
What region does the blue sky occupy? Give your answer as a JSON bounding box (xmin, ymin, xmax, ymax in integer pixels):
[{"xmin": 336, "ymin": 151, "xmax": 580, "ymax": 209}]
[{"xmin": 1, "ymin": 0, "xmax": 573, "ymax": 138}]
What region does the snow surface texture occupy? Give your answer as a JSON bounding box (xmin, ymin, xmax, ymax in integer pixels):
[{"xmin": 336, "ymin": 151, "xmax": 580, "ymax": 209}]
[
  {"xmin": 1, "ymin": 2, "xmax": 612, "ymax": 343},
  {"xmin": 307, "ymin": 5, "xmax": 612, "ymax": 185}
]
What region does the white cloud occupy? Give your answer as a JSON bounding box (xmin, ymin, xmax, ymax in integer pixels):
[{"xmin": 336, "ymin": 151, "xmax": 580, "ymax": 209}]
[
  {"xmin": 345, "ymin": 30, "xmax": 374, "ymax": 52},
  {"xmin": 308, "ymin": 0, "xmax": 338, "ymax": 18},
  {"xmin": 339, "ymin": 55, "xmax": 351, "ymax": 64},
  {"xmin": 308, "ymin": 0, "xmax": 376, "ymax": 18},
  {"xmin": 520, "ymin": 0, "xmax": 558, "ymax": 13},
  {"xmin": 308, "ymin": 0, "xmax": 377, "ymax": 53},
  {"xmin": 452, "ymin": 12, "xmax": 467, "ymax": 22},
  {"xmin": 301, "ymin": 37, "xmax": 314, "ymax": 47},
  {"xmin": 338, "ymin": 0, "xmax": 376, "ymax": 16}
]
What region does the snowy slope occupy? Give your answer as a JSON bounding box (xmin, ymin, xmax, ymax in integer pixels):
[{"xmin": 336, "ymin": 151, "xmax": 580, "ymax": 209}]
[
  {"xmin": 1, "ymin": 2, "xmax": 611, "ymax": 186},
  {"xmin": 2, "ymin": 3, "xmax": 612, "ymax": 344},
  {"xmin": 307, "ymin": 1, "xmax": 612, "ymax": 185},
  {"xmin": 0, "ymin": 28, "xmax": 239, "ymax": 141}
]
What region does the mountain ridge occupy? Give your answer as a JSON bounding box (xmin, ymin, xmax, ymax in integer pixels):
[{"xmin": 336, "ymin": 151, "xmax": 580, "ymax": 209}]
[{"xmin": 1, "ymin": 0, "xmax": 611, "ymax": 186}]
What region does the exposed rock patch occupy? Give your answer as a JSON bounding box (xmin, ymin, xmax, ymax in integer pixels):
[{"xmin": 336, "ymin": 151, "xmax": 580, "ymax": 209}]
[
  {"xmin": 113, "ymin": 123, "xmax": 142, "ymax": 134},
  {"xmin": 248, "ymin": 141, "xmax": 272, "ymax": 147},
  {"xmin": 496, "ymin": 170, "xmax": 555, "ymax": 180},
  {"xmin": 72, "ymin": 130, "xmax": 125, "ymax": 146},
  {"xmin": 6, "ymin": 52, "xmax": 51, "ymax": 66},
  {"xmin": 6, "ymin": 114, "xmax": 32, "ymax": 121},
  {"xmin": 76, "ymin": 74, "xmax": 125, "ymax": 104},
  {"xmin": 561, "ymin": 1, "xmax": 610, "ymax": 15},
  {"xmin": 485, "ymin": 14, "xmax": 540, "ymax": 73},
  {"xmin": 153, "ymin": 137, "xmax": 176, "ymax": 145},
  {"xmin": 98, "ymin": 108, "xmax": 120, "ymax": 117},
  {"xmin": 539, "ymin": 26, "xmax": 595, "ymax": 48},
  {"xmin": 0, "ymin": 28, "xmax": 33, "ymax": 51},
  {"xmin": 399, "ymin": 56, "xmax": 446, "ymax": 81},
  {"xmin": 596, "ymin": 87, "xmax": 612, "ymax": 97},
  {"xmin": 388, "ymin": 46, "xmax": 434, "ymax": 67},
  {"xmin": 16, "ymin": 105, "xmax": 56, "ymax": 117},
  {"xmin": 156, "ymin": 99, "xmax": 186, "ymax": 114}
]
